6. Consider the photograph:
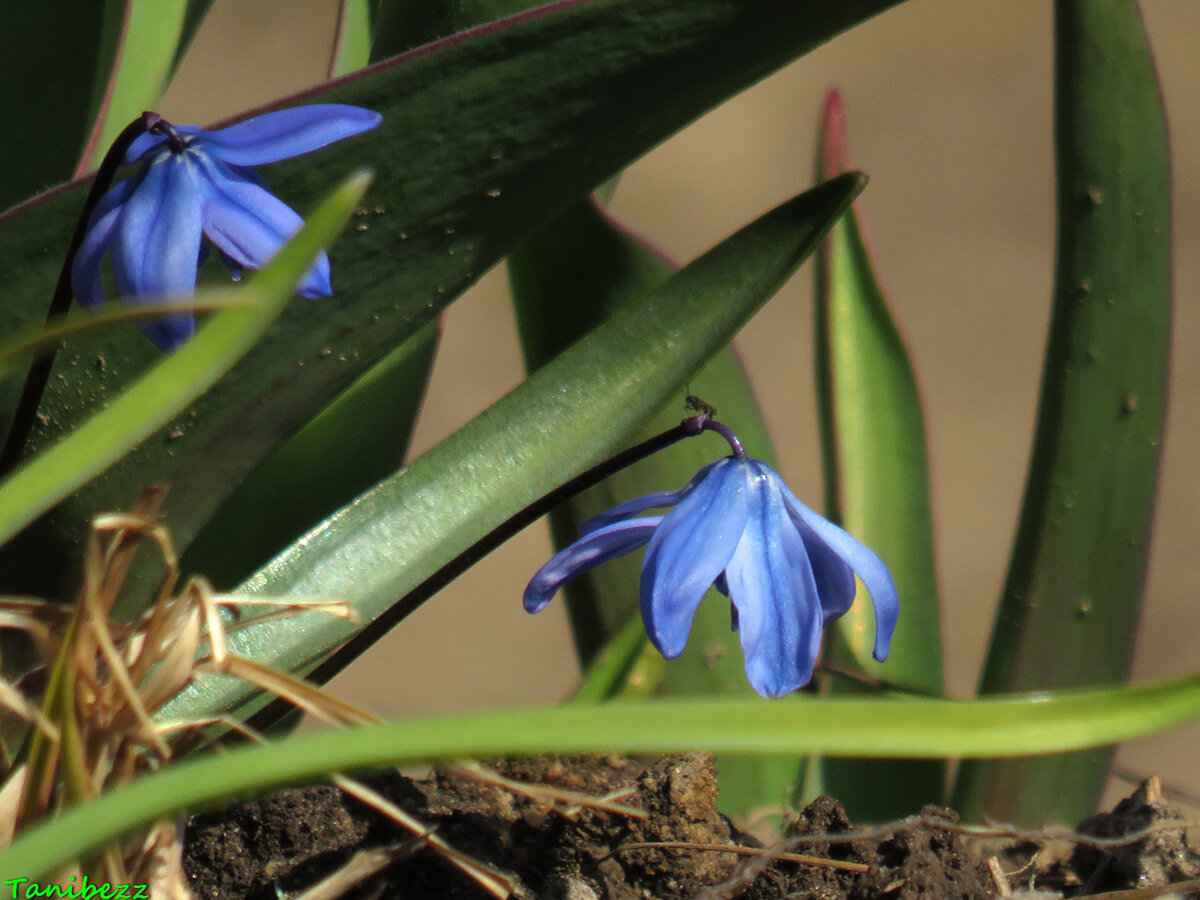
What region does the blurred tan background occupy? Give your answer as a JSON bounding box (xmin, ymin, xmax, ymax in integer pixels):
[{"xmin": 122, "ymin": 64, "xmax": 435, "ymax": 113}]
[{"xmin": 161, "ymin": 1, "xmax": 1199, "ymax": 815}]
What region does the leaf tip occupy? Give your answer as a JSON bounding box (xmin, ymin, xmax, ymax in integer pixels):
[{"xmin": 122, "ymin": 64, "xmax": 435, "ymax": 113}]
[{"xmin": 820, "ymin": 89, "xmax": 849, "ymax": 179}]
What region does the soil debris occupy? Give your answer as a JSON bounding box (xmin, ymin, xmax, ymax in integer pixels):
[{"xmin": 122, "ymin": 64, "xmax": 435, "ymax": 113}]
[{"xmin": 182, "ymin": 757, "xmax": 1200, "ymax": 899}]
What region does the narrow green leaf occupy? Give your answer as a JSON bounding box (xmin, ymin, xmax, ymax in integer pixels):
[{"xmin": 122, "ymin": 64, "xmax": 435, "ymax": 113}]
[
  {"xmin": 0, "ymin": 298, "xmax": 254, "ymax": 382},
  {"xmin": 954, "ymin": 0, "xmax": 1171, "ymax": 825},
  {"xmin": 0, "ymin": 172, "xmax": 372, "ymax": 548},
  {"xmin": 0, "ymin": 0, "xmax": 904, "ymax": 606},
  {"xmin": 8, "ymin": 673, "xmax": 1200, "ymax": 882},
  {"xmin": 74, "ymin": 0, "xmax": 193, "ymax": 174},
  {"xmin": 508, "ymin": 198, "xmax": 797, "ymax": 815},
  {"xmin": 330, "ymin": 0, "xmax": 375, "ymax": 77},
  {"xmin": 157, "ymin": 174, "xmax": 865, "ymax": 724},
  {"xmin": 813, "ymin": 91, "xmax": 944, "ymax": 819}
]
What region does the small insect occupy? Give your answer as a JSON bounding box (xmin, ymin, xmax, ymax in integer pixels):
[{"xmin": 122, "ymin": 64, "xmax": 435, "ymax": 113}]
[{"xmin": 685, "ymin": 395, "xmax": 717, "ymax": 419}]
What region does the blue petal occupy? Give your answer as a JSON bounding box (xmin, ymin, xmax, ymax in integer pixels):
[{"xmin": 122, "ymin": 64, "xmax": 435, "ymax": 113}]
[
  {"xmin": 194, "ymin": 154, "xmax": 331, "ymax": 296},
  {"xmin": 640, "ymin": 457, "xmax": 749, "ymax": 659},
  {"xmin": 750, "ymin": 462, "xmax": 856, "ymax": 623},
  {"xmin": 112, "ymin": 155, "xmax": 202, "ymax": 349},
  {"xmin": 580, "ymin": 459, "xmax": 721, "ymax": 534},
  {"xmin": 778, "ymin": 474, "xmax": 899, "ymax": 663},
  {"xmin": 524, "ymin": 516, "xmax": 661, "ymax": 613},
  {"xmin": 195, "ymin": 105, "xmax": 381, "ymax": 167},
  {"xmin": 71, "ymin": 175, "xmax": 141, "ymax": 309},
  {"xmin": 725, "ymin": 470, "xmax": 824, "ymax": 697}
]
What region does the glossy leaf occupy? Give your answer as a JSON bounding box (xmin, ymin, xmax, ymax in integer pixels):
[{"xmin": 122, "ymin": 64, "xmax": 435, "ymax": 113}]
[
  {"xmin": 954, "ymin": 0, "xmax": 1171, "ymax": 825},
  {"xmin": 0, "ymin": 0, "xmax": 904, "ymax": 607},
  {"xmin": 0, "ymin": 172, "xmax": 372, "ymax": 548},
  {"xmin": 9, "ymin": 672, "xmax": 1200, "ymax": 883},
  {"xmin": 508, "ymin": 198, "xmax": 796, "ymax": 815},
  {"xmin": 181, "ymin": 321, "xmax": 440, "ymax": 587},
  {"xmin": 156, "ymin": 174, "xmax": 865, "ymax": 725},
  {"xmin": 813, "ymin": 91, "xmax": 944, "ymax": 819}
]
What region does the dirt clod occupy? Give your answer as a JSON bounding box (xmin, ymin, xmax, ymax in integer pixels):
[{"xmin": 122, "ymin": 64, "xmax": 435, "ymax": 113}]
[{"xmin": 181, "ymin": 759, "xmax": 1200, "ymax": 899}]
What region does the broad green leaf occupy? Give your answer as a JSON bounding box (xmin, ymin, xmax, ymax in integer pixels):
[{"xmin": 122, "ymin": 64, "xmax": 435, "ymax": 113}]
[
  {"xmin": 157, "ymin": 174, "xmax": 865, "ymax": 725},
  {"xmin": 954, "ymin": 0, "xmax": 1171, "ymax": 826},
  {"xmin": 181, "ymin": 321, "xmax": 439, "ymax": 587},
  {"xmin": 0, "ymin": 172, "xmax": 371, "ymax": 548},
  {"xmin": 8, "ymin": 672, "xmax": 1200, "ymax": 882},
  {"xmin": 812, "ymin": 91, "xmax": 944, "ymax": 820},
  {"xmin": 371, "ymin": 0, "xmax": 540, "ymax": 61},
  {"xmin": 0, "ymin": 0, "xmax": 904, "ymax": 609},
  {"xmin": 508, "ymin": 198, "xmax": 796, "ymax": 815}
]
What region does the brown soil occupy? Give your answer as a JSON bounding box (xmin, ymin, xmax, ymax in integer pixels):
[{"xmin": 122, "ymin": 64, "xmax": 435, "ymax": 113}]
[{"xmin": 182, "ymin": 755, "xmax": 1200, "ymax": 899}]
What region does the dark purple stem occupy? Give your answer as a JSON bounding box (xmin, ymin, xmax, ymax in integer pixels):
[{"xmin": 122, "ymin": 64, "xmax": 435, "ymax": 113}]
[
  {"xmin": 0, "ymin": 114, "xmax": 154, "ymax": 478},
  {"xmin": 238, "ymin": 404, "xmax": 738, "ymax": 738},
  {"xmin": 701, "ymin": 418, "xmax": 746, "ymax": 459}
]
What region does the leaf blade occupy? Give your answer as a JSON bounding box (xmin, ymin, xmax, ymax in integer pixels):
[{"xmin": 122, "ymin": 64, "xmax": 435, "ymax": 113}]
[
  {"xmin": 813, "ymin": 90, "xmax": 945, "ymax": 819},
  {"xmin": 158, "ymin": 174, "xmax": 865, "ymax": 724},
  {"xmin": 954, "ymin": 0, "xmax": 1171, "ymax": 825},
  {"xmin": 8, "ymin": 673, "xmax": 1200, "ymax": 883}
]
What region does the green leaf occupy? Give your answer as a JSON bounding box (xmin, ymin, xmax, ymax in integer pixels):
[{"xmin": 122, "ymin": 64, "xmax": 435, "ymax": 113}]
[
  {"xmin": 0, "ymin": 0, "xmax": 905, "ymax": 607},
  {"xmin": 74, "ymin": 0, "xmax": 198, "ymax": 174},
  {"xmin": 0, "ymin": 0, "xmax": 211, "ymax": 208},
  {"xmin": 8, "ymin": 672, "xmax": 1200, "ymax": 882},
  {"xmin": 812, "ymin": 91, "xmax": 944, "ymax": 820},
  {"xmin": 954, "ymin": 0, "xmax": 1171, "ymax": 826},
  {"xmin": 157, "ymin": 174, "xmax": 865, "ymax": 725},
  {"xmin": 0, "ymin": 172, "xmax": 372, "ymax": 548},
  {"xmin": 0, "ymin": 298, "xmax": 254, "ymax": 382},
  {"xmin": 508, "ymin": 197, "xmax": 797, "ymax": 816},
  {"xmin": 331, "ymin": 0, "xmax": 375, "ymax": 77},
  {"xmin": 371, "ymin": 0, "xmax": 541, "ymax": 61},
  {"xmin": 181, "ymin": 321, "xmax": 439, "ymax": 587}
]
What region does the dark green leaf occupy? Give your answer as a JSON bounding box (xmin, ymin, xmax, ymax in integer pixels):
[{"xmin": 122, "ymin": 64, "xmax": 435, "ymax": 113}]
[
  {"xmin": 954, "ymin": 0, "xmax": 1171, "ymax": 826},
  {"xmin": 0, "ymin": 0, "xmax": 904, "ymax": 609}
]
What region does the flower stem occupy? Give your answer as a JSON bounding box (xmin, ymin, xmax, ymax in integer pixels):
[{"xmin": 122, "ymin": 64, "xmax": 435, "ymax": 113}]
[
  {"xmin": 241, "ymin": 409, "xmax": 729, "ymax": 736},
  {"xmin": 0, "ymin": 115, "xmax": 151, "ymax": 478}
]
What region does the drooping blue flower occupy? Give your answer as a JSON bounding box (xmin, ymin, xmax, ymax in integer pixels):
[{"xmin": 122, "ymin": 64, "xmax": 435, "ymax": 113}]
[
  {"xmin": 71, "ymin": 104, "xmax": 382, "ymax": 349},
  {"xmin": 525, "ymin": 455, "xmax": 899, "ymax": 698}
]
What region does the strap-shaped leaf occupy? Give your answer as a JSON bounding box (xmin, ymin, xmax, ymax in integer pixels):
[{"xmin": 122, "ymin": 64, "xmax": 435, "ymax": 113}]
[
  {"xmin": 0, "ymin": 0, "xmax": 903, "ymax": 607},
  {"xmin": 8, "ymin": 672, "xmax": 1200, "ymax": 883},
  {"xmin": 954, "ymin": 0, "xmax": 1171, "ymax": 826},
  {"xmin": 157, "ymin": 174, "xmax": 865, "ymax": 725},
  {"xmin": 813, "ymin": 91, "xmax": 944, "ymax": 819}
]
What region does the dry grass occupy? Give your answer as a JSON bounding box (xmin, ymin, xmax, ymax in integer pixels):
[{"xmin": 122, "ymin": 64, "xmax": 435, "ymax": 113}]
[
  {"xmin": 0, "ymin": 490, "xmax": 650, "ymax": 898},
  {"xmin": 0, "ymin": 488, "xmax": 361, "ymax": 890}
]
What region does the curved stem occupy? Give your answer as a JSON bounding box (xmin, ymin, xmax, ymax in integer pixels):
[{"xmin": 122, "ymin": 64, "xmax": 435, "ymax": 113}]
[
  {"xmin": 0, "ymin": 115, "xmax": 151, "ymax": 478},
  {"xmin": 240, "ymin": 411, "xmax": 735, "ymax": 736}
]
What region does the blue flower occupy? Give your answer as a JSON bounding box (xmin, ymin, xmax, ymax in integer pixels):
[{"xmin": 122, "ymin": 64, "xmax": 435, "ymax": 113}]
[
  {"xmin": 525, "ymin": 455, "xmax": 899, "ymax": 698},
  {"xmin": 71, "ymin": 104, "xmax": 382, "ymax": 349}
]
